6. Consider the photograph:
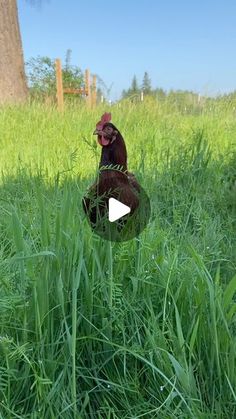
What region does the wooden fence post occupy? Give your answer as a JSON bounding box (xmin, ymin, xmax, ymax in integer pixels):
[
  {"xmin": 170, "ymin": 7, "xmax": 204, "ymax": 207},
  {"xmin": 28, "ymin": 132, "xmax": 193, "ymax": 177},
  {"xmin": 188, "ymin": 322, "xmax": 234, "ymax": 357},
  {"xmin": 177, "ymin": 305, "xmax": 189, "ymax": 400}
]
[
  {"xmin": 55, "ymin": 58, "xmax": 64, "ymax": 111},
  {"xmin": 55, "ymin": 61, "xmax": 95, "ymax": 108}
]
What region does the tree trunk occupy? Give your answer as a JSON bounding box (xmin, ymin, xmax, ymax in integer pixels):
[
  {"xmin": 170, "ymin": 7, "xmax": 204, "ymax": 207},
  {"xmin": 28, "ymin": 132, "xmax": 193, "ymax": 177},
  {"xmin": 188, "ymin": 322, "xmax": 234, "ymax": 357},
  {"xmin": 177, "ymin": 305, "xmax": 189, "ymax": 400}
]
[{"xmin": 0, "ymin": 0, "xmax": 28, "ymax": 104}]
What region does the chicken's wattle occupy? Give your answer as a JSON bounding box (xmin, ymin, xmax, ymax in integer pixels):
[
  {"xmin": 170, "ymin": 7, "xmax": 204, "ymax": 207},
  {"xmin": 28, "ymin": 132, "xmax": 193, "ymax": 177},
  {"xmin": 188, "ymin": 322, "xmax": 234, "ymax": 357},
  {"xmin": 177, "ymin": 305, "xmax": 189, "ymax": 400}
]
[{"xmin": 98, "ymin": 135, "xmax": 110, "ymax": 146}]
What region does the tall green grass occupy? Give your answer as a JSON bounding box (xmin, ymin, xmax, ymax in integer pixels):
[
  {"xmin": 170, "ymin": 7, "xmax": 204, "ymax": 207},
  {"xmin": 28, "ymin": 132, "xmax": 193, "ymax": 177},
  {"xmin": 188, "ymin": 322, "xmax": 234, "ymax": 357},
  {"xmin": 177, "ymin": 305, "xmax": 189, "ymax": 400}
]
[{"xmin": 0, "ymin": 100, "xmax": 235, "ymax": 418}]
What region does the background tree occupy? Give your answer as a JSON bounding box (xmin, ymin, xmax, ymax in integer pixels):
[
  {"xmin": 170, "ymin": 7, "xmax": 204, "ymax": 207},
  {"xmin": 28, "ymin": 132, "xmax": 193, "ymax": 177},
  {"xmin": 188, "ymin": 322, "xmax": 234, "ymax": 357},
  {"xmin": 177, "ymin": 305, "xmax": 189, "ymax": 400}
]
[
  {"xmin": 122, "ymin": 75, "xmax": 140, "ymax": 99},
  {"xmin": 65, "ymin": 48, "xmax": 72, "ymax": 71},
  {"xmin": 131, "ymin": 75, "xmax": 139, "ymax": 94},
  {"xmin": 0, "ymin": 0, "xmax": 28, "ymax": 103},
  {"xmin": 154, "ymin": 87, "xmax": 166, "ymax": 101},
  {"xmin": 26, "ymin": 56, "xmax": 55, "ymax": 96},
  {"xmin": 142, "ymin": 71, "xmax": 152, "ymax": 95},
  {"xmin": 26, "ymin": 51, "xmax": 84, "ymax": 100}
]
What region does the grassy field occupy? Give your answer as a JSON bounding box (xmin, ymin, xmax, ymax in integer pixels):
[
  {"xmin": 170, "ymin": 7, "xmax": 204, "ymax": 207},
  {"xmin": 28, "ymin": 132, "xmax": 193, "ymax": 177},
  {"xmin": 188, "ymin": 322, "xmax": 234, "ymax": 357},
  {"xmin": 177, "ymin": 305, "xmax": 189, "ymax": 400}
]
[{"xmin": 0, "ymin": 100, "xmax": 236, "ymax": 418}]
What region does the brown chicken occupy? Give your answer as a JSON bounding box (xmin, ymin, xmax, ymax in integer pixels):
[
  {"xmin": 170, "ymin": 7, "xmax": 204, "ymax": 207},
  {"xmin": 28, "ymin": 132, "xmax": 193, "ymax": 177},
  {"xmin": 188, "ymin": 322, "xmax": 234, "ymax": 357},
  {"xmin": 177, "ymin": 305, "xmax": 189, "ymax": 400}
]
[{"xmin": 83, "ymin": 112, "xmax": 140, "ymax": 226}]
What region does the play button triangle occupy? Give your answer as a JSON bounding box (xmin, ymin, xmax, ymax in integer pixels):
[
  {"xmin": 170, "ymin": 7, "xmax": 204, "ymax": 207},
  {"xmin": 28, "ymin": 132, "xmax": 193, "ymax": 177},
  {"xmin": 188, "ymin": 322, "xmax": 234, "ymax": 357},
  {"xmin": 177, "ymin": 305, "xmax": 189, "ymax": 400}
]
[{"xmin": 108, "ymin": 198, "xmax": 131, "ymax": 222}]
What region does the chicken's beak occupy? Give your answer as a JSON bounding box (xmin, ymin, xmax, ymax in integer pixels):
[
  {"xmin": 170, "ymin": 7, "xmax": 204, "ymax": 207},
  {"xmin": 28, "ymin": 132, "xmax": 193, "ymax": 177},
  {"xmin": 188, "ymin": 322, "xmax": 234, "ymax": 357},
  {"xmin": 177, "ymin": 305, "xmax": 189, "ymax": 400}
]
[{"xmin": 93, "ymin": 129, "xmax": 99, "ymax": 135}]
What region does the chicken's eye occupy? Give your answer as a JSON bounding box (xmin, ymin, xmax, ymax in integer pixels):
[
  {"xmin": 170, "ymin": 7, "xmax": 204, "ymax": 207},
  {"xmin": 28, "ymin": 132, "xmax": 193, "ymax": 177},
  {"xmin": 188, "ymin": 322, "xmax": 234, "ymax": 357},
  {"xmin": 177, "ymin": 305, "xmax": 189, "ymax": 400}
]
[{"xmin": 104, "ymin": 126, "xmax": 113, "ymax": 134}]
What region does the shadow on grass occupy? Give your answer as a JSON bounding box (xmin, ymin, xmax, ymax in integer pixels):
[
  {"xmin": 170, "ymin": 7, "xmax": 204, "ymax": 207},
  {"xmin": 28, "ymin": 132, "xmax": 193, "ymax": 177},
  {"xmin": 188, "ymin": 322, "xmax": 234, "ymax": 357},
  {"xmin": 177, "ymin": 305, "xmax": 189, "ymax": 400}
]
[{"xmin": 0, "ymin": 137, "xmax": 236, "ymax": 417}]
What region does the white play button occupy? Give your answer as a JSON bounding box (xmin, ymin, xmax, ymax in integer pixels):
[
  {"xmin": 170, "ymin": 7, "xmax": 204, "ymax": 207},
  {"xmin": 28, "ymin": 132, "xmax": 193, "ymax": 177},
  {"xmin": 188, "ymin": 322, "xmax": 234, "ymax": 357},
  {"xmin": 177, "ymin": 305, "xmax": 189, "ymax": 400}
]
[{"xmin": 108, "ymin": 198, "xmax": 131, "ymax": 222}]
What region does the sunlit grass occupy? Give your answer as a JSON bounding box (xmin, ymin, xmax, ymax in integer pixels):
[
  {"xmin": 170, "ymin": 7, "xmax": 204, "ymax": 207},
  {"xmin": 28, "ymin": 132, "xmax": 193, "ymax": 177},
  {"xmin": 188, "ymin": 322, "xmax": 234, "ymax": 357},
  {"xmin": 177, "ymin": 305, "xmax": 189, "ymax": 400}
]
[
  {"xmin": 0, "ymin": 100, "xmax": 235, "ymax": 417},
  {"xmin": 0, "ymin": 99, "xmax": 235, "ymax": 177}
]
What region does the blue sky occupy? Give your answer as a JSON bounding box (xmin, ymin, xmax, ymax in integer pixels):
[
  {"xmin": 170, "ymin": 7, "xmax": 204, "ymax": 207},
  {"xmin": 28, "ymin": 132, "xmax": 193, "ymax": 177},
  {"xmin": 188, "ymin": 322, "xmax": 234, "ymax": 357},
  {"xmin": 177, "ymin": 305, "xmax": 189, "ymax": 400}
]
[{"xmin": 18, "ymin": 0, "xmax": 236, "ymax": 100}]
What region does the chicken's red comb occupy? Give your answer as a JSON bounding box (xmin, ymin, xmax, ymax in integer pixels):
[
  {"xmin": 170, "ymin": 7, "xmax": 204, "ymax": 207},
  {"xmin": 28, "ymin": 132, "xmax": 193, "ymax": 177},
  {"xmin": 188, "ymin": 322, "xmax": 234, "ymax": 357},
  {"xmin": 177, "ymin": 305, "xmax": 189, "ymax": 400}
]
[{"xmin": 96, "ymin": 112, "xmax": 112, "ymax": 130}]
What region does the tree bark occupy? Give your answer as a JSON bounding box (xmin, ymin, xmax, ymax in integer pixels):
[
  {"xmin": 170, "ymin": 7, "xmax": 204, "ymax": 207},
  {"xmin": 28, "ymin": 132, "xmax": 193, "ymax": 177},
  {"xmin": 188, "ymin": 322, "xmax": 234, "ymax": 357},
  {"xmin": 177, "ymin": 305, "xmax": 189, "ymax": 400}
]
[{"xmin": 0, "ymin": 0, "xmax": 28, "ymax": 104}]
